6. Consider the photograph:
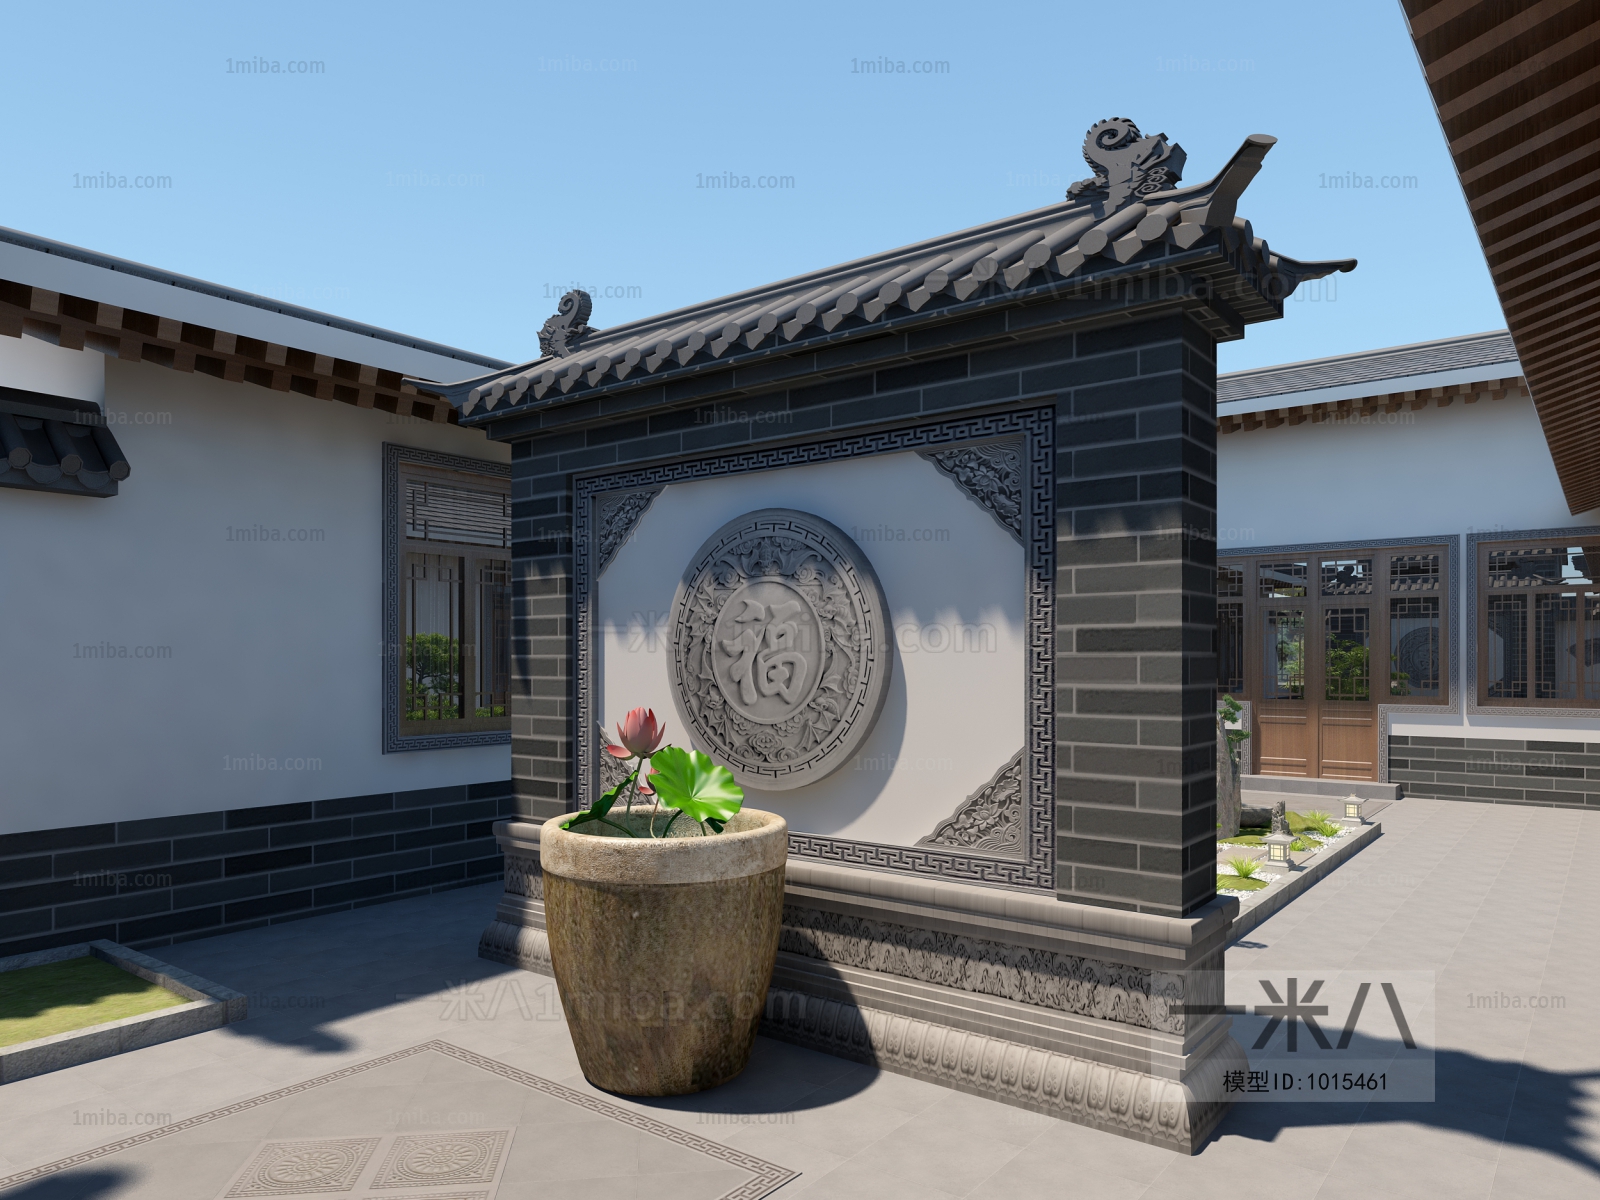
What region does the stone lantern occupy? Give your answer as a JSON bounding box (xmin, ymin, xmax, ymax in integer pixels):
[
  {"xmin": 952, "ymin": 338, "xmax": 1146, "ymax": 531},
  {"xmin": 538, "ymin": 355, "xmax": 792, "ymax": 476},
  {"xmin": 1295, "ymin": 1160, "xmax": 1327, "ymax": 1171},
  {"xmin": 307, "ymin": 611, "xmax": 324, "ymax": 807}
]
[{"xmin": 1263, "ymin": 831, "xmax": 1297, "ymax": 872}]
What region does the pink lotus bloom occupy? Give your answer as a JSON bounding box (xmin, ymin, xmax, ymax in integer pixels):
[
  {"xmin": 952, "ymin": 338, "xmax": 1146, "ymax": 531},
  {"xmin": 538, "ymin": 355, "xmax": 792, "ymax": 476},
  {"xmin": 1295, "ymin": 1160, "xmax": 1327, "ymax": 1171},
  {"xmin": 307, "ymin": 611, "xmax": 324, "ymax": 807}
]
[{"xmin": 607, "ymin": 707, "xmax": 666, "ymax": 759}]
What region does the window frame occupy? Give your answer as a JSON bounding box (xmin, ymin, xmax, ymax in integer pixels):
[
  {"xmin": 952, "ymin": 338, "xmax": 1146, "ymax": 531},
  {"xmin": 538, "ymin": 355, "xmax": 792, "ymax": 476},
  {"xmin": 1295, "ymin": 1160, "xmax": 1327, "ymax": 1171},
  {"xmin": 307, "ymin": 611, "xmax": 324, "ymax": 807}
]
[
  {"xmin": 382, "ymin": 443, "xmax": 513, "ymax": 753},
  {"xmin": 1471, "ymin": 529, "xmax": 1600, "ymax": 712},
  {"xmin": 1218, "ymin": 540, "xmax": 1453, "ymax": 709}
]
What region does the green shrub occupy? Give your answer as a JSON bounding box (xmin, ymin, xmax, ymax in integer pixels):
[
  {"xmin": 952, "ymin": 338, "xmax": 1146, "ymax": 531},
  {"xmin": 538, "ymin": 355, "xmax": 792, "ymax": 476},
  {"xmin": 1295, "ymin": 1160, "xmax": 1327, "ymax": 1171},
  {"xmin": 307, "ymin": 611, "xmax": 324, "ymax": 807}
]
[
  {"xmin": 1305, "ymin": 810, "xmax": 1341, "ymax": 837},
  {"xmin": 1226, "ymin": 856, "xmax": 1260, "ymax": 879}
]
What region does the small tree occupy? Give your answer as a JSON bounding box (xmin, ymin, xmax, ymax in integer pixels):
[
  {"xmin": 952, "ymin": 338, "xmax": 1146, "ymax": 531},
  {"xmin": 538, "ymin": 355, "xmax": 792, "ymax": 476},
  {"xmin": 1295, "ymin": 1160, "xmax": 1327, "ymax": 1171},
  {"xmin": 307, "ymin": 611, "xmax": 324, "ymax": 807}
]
[{"xmin": 1216, "ymin": 695, "xmax": 1250, "ymax": 838}]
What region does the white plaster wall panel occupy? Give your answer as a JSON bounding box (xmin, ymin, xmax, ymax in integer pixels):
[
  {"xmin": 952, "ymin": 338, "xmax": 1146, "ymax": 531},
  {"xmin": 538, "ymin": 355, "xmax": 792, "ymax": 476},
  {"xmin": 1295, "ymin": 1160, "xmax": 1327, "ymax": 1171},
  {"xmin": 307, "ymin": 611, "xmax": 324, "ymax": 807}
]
[
  {"xmin": 1219, "ymin": 397, "xmax": 1600, "ymax": 745},
  {"xmin": 0, "ymin": 332, "xmax": 104, "ymax": 404},
  {"xmin": 1216, "ymin": 396, "xmax": 1593, "ymax": 549},
  {"xmin": 0, "ymin": 356, "xmax": 510, "ymax": 835},
  {"xmin": 597, "ymin": 450, "xmax": 1024, "ymax": 846}
]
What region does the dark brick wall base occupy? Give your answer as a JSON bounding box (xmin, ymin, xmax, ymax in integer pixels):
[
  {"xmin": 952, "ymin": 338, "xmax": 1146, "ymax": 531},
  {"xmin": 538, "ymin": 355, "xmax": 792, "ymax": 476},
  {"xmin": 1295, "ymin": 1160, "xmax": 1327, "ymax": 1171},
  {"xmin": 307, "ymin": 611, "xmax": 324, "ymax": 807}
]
[
  {"xmin": 1390, "ymin": 736, "xmax": 1600, "ymax": 809},
  {"xmin": 0, "ymin": 779, "xmax": 513, "ymax": 956}
]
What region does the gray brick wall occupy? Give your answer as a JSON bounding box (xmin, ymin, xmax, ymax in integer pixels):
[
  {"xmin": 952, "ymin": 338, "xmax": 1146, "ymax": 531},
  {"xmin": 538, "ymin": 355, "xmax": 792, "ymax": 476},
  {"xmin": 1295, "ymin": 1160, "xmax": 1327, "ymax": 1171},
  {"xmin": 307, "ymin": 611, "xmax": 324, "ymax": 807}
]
[
  {"xmin": 1390, "ymin": 735, "xmax": 1600, "ymax": 808},
  {"xmin": 1055, "ymin": 317, "xmax": 1219, "ymax": 917},
  {"xmin": 503, "ymin": 304, "xmax": 1220, "ymax": 919},
  {"xmin": 0, "ymin": 779, "xmax": 513, "ymax": 956}
]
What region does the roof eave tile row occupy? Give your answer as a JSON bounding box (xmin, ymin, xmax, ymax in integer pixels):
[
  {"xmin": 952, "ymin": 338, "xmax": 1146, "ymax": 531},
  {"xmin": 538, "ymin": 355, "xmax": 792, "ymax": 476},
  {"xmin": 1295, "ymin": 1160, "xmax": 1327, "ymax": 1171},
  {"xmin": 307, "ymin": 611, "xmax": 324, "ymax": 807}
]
[
  {"xmin": 1218, "ymin": 376, "xmax": 1528, "ymax": 434},
  {"xmin": 0, "ymin": 279, "xmax": 456, "ymax": 424},
  {"xmin": 428, "ymin": 134, "xmax": 1355, "ymax": 423}
]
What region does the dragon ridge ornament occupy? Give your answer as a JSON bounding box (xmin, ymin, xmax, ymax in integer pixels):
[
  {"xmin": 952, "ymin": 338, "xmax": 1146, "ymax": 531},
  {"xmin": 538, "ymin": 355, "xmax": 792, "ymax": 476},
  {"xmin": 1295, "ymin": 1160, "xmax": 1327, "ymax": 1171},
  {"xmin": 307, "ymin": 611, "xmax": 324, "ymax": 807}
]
[{"xmin": 667, "ymin": 509, "xmax": 892, "ymax": 790}]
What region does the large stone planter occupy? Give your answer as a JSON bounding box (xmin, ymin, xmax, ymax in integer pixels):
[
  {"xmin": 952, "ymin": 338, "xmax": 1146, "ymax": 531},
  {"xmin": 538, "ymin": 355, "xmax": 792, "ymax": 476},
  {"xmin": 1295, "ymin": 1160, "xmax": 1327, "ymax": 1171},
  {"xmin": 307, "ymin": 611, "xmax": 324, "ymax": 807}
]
[{"xmin": 539, "ymin": 807, "xmax": 788, "ymax": 1096}]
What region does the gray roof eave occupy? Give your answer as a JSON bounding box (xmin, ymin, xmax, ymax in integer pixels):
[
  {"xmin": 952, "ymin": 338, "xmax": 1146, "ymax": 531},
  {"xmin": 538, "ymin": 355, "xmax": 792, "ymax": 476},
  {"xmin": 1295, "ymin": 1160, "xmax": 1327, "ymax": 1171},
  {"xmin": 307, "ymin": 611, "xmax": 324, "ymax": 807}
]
[
  {"xmin": 1217, "ymin": 330, "xmax": 1520, "ymax": 412},
  {"xmin": 462, "ymin": 243, "xmax": 1310, "ymax": 437},
  {"xmin": 422, "ymin": 132, "xmax": 1356, "ymax": 422},
  {"xmin": 0, "ymin": 225, "xmax": 510, "ymax": 373}
]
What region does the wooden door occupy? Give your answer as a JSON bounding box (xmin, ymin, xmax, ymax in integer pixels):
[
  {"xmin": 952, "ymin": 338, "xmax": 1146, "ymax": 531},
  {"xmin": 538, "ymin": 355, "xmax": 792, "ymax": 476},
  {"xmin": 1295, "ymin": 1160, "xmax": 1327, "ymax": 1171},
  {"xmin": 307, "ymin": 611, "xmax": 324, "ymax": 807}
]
[
  {"xmin": 1318, "ymin": 592, "xmax": 1377, "ymax": 780},
  {"xmin": 1257, "ymin": 599, "xmax": 1313, "ymax": 776},
  {"xmin": 1251, "ymin": 560, "xmax": 1314, "ymax": 775},
  {"xmin": 1221, "ymin": 551, "xmax": 1439, "ymax": 784}
]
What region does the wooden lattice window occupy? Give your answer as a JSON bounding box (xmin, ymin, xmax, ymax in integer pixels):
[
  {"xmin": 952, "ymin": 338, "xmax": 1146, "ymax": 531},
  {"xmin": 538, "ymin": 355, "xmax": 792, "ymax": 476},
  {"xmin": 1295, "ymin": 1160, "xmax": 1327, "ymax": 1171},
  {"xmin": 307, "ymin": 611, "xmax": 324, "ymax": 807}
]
[
  {"xmin": 398, "ymin": 464, "xmax": 512, "ymax": 736},
  {"xmin": 1479, "ymin": 541, "xmax": 1600, "ymax": 706},
  {"xmin": 1217, "ymin": 543, "xmax": 1449, "ymax": 706}
]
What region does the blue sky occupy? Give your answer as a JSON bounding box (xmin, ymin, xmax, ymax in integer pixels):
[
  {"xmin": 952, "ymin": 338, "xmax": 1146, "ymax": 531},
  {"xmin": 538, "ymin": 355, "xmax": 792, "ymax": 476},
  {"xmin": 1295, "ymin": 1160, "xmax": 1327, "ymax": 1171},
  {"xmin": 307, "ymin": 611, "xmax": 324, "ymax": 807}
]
[{"xmin": 4, "ymin": 0, "xmax": 1503, "ymax": 375}]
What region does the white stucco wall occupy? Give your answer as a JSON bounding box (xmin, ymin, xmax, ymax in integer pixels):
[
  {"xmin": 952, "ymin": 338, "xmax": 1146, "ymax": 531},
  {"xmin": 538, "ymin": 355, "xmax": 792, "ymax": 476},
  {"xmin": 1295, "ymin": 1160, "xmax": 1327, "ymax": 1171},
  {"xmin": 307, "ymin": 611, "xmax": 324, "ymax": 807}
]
[
  {"xmin": 0, "ymin": 335, "xmax": 510, "ymax": 835},
  {"xmin": 1218, "ymin": 394, "xmax": 1600, "ymax": 742},
  {"xmin": 598, "ymin": 450, "xmax": 1025, "ymax": 846}
]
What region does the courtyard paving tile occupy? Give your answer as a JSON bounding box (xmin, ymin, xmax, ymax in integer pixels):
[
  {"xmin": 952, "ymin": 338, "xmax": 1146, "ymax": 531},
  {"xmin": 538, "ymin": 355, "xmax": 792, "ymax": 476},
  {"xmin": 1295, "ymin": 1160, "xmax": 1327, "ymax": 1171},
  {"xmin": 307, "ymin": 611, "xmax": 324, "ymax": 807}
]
[{"xmin": 0, "ymin": 797, "xmax": 1594, "ymax": 1198}]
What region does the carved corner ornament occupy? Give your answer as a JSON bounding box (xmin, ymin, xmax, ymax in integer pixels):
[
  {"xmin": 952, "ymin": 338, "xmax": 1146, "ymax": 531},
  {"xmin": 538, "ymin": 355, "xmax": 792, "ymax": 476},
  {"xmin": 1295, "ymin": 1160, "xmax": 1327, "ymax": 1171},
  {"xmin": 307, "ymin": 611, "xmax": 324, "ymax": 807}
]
[
  {"xmin": 1067, "ymin": 118, "xmax": 1186, "ymax": 214},
  {"xmin": 917, "ymin": 439, "xmax": 1024, "ymax": 543},
  {"xmin": 668, "ymin": 509, "xmax": 893, "ymax": 790},
  {"xmin": 594, "ymin": 487, "xmax": 663, "ymax": 576},
  {"xmin": 538, "ymin": 289, "xmax": 594, "ymax": 359},
  {"xmin": 917, "ymin": 750, "xmax": 1026, "ymax": 857}
]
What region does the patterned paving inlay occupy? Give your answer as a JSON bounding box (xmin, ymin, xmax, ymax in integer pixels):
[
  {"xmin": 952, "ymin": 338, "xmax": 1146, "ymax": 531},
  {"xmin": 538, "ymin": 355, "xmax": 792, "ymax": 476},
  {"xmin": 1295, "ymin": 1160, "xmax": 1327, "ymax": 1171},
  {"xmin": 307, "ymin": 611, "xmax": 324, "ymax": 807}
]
[
  {"xmin": 225, "ymin": 1138, "xmax": 381, "ymax": 1196},
  {"xmin": 0, "ymin": 1041, "xmax": 797, "ymax": 1200}
]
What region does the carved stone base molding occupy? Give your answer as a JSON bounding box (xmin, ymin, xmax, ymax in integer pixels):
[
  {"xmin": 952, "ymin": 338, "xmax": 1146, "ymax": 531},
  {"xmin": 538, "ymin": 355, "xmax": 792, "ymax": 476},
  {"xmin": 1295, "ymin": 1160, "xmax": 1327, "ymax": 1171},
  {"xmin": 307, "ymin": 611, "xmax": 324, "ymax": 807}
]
[
  {"xmin": 478, "ymin": 916, "xmax": 552, "ymax": 975},
  {"xmin": 476, "ymin": 822, "xmax": 554, "ymax": 975},
  {"xmin": 479, "ymin": 822, "xmax": 1244, "ymax": 1152},
  {"xmin": 761, "ymin": 986, "xmax": 1245, "ymax": 1154}
]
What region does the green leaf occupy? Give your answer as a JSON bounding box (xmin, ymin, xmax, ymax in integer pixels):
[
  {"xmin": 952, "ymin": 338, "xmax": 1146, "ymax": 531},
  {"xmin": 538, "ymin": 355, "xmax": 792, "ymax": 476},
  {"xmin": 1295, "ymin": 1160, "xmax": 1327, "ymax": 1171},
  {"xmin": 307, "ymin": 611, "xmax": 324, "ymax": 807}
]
[
  {"xmin": 645, "ymin": 746, "xmax": 743, "ymax": 828},
  {"xmin": 593, "ymin": 771, "xmax": 635, "ymax": 818},
  {"xmin": 565, "ymin": 770, "xmax": 635, "ymax": 829}
]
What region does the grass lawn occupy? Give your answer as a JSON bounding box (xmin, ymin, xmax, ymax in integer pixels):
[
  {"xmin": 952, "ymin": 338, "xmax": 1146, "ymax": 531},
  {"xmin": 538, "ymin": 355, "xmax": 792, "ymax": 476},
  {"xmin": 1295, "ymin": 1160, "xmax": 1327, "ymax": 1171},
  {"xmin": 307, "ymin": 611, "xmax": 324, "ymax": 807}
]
[
  {"xmin": 0, "ymin": 956, "xmax": 190, "ymax": 1048},
  {"xmin": 1217, "ymin": 874, "xmax": 1269, "ymax": 891}
]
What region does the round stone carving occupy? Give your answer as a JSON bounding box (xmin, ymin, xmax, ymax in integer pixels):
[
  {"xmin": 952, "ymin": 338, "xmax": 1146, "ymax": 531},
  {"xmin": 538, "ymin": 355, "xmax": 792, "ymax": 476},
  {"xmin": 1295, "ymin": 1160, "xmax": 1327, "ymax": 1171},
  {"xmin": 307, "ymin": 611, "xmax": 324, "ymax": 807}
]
[{"xmin": 669, "ymin": 508, "xmax": 892, "ymax": 790}]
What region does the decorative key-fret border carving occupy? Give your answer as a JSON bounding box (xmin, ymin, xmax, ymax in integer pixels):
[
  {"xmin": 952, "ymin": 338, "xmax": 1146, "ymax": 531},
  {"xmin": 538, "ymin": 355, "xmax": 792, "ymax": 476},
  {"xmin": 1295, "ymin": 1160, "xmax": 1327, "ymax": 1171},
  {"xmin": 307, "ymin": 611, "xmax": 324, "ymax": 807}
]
[{"xmin": 575, "ymin": 406, "xmax": 1055, "ymax": 891}]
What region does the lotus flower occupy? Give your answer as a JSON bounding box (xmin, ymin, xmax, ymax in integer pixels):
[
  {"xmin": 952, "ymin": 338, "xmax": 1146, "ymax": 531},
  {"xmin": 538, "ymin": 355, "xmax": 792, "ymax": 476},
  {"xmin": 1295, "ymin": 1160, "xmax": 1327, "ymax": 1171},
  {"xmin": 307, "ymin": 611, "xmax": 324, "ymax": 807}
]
[{"xmin": 606, "ymin": 707, "xmax": 666, "ymax": 759}]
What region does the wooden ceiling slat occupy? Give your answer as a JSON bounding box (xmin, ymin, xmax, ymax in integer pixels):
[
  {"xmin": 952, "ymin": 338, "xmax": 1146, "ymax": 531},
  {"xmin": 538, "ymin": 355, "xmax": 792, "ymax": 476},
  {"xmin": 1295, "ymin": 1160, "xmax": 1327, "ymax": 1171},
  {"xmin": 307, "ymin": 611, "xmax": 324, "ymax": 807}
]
[
  {"xmin": 1459, "ymin": 101, "xmax": 1600, "ymax": 186},
  {"xmin": 1498, "ymin": 266, "xmax": 1600, "ymax": 312},
  {"xmin": 1436, "ymin": 20, "xmax": 1600, "ymax": 122},
  {"xmin": 1482, "ymin": 210, "xmax": 1600, "ymax": 278},
  {"xmin": 1474, "ymin": 164, "xmax": 1600, "ymax": 237},
  {"xmin": 1478, "ymin": 189, "xmax": 1600, "ymax": 255},
  {"xmin": 1423, "ymin": 0, "xmax": 1584, "ymax": 83},
  {"xmin": 1407, "ymin": 0, "xmax": 1489, "ymax": 41},
  {"xmin": 1447, "ymin": 63, "xmax": 1600, "ymax": 160},
  {"xmin": 1467, "ymin": 140, "xmax": 1600, "ymax": 212},
  {"xmin": 1409, "ymin": 1, "xmax": 1600, "ymax": 514}
]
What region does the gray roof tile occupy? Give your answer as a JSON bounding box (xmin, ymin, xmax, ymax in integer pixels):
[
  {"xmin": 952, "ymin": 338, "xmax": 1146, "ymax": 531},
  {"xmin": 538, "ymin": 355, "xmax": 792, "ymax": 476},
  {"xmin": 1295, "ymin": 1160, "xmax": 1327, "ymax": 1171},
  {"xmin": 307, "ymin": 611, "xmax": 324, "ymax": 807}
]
[
  {"xmin": 1218, "ymin": 330, "xmax": 1518, "ymax": 404},
  {"xmin": 411, "ymin": 125, "xmax": 1356, "ymax": 419}
]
